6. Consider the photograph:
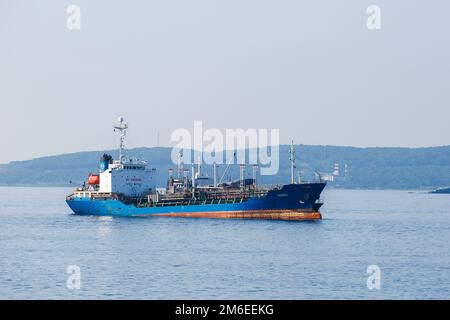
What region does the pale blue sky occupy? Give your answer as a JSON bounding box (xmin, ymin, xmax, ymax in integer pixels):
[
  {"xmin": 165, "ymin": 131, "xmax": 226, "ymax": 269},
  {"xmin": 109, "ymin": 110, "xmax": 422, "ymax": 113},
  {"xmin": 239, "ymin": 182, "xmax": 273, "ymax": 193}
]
[{"xmin": 1, "ymin": 0, "xmax": 449, "ymax": 164}]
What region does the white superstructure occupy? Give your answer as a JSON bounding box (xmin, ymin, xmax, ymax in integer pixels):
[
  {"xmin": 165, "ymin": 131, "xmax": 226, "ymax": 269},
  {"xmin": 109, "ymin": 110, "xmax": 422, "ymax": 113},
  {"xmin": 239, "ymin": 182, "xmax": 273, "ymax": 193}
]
[
  {"xmin": 99, "ymin": 158, "xmax": 155, "ymax": 197},
  {"xmin": 97, "ymin": 117, "xmax": 156, "ymax": 197}
]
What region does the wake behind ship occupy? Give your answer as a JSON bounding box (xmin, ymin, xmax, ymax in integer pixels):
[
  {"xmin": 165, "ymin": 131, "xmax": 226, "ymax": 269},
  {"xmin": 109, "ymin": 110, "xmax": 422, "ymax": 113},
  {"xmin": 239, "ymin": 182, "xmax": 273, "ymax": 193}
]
[{"xmin": 66, "ymin": 118, "xmax": 326, "ymax": 221}]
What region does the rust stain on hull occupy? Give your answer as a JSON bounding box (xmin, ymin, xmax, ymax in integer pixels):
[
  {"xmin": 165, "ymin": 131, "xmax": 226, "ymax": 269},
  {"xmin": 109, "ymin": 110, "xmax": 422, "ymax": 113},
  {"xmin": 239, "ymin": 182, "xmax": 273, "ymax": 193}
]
[{"xmin": 143, "ymin": 210, "xmax": 322, "ymax": 221}]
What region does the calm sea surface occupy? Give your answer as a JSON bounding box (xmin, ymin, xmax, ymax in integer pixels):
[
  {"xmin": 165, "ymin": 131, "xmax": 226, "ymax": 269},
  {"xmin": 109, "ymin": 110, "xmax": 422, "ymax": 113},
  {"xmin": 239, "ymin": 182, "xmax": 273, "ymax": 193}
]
[{"xmin": 0, "ymin": 187, "xmax": 449, "ymax": 299}]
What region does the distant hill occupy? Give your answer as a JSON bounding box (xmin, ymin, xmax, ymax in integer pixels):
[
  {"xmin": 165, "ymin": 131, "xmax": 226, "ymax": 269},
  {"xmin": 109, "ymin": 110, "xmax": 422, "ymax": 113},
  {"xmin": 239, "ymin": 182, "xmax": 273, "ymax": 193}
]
[{"xmin": 1, "ymin": 145, "xmax": 450, "ymax": 190}]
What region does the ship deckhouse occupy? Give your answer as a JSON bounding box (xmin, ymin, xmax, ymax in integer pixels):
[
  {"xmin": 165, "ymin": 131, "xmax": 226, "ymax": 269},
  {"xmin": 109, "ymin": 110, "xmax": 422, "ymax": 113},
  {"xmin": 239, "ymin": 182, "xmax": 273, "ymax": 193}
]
[
  {"xmin": 81, "ymin": 117, "xmax": 156, "ymax": 197},
  {"xmin": 98, "ymin": 157, "xmax": 155, "ymax": 197}
]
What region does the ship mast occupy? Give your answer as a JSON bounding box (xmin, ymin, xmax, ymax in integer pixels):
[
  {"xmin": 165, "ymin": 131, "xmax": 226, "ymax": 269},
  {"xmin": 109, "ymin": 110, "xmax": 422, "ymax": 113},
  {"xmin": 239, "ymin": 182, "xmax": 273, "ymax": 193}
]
[
  {"xmin": 177, "ymin": 149, "xmax": 184, "ymax": 179},
  {"xmin": 289, "ymin": 140, "xmax": 295, "ymax": 184},
  {"xmin": 114, "ymin": 116, "xmax": 128, "ymax": 164}
]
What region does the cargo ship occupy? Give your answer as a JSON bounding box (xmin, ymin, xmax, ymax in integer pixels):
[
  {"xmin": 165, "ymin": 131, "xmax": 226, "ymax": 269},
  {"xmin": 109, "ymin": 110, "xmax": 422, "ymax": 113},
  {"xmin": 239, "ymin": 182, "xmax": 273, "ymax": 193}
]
[{"xmin": 66, "ymin": 118, "xmax": 326, "ymax": 221}]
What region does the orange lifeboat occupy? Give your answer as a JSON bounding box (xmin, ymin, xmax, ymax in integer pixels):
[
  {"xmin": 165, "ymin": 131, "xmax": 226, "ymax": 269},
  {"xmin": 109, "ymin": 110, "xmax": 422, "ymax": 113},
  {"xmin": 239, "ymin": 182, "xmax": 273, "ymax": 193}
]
[{"xmin": 88, "ymin": 174, "xmax": 100, "ymax": 185}]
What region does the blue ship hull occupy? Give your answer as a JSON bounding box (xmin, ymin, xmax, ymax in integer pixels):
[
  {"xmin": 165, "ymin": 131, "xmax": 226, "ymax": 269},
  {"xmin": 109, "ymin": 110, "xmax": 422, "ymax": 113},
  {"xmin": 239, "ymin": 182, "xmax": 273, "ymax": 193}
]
[{"xmin": 66, "ymin": 183, "xmax": 326, "ymax": 220}]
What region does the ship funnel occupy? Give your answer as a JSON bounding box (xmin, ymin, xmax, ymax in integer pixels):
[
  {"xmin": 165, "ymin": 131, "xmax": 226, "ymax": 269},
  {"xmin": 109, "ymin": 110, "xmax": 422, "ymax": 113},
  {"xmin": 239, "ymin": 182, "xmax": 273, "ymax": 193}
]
[{"xmin": 100, "ymin": 154, "xmax": 112, "ymax": 172}]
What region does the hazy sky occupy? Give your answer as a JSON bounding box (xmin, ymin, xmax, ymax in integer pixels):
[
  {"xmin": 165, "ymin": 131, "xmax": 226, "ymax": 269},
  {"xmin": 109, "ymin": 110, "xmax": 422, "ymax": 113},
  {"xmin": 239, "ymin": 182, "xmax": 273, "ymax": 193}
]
[{"xmin": 1, "ymin": 0, "xmax": 449, "ymax": 164}]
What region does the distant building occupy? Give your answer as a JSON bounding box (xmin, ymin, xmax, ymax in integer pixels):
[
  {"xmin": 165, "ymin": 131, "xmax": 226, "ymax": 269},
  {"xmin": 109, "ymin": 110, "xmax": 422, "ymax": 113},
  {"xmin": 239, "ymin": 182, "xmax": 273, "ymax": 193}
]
[
  {"xmin": 332, "ymin": 163, "xmax": 340, "ymax": 176},
  {"xmin": 317, "ymin": 162, "xmax": 349, "ymax": 183},
  {"xmin": 321, "ymin": 173, "xmax": 334, "ymax": 182}
]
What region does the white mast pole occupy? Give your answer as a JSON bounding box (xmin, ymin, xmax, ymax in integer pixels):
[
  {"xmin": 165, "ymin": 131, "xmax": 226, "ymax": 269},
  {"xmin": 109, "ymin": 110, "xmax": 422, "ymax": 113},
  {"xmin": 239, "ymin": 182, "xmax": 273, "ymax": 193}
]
[
  {"xmin": 290, "ymin": 140, "xmax": 295, "ymax": 184},
  {"xmin": 191, "ymin": 162, "xmax": 196, "ymax": 196},
  {"xmin": 114, "ymin": 116, "xmax": 128, "ymax": 164},
  {"xmin": 177, "ymin": 150, "xmax": 183, "ymax": 179},
  {"xmin": 252, "ymin": 164, "xmax": 258, "ymax": 189},
  {"xmin": 213, "ymin": 162, "xmax": 217, "ymax": 187}
]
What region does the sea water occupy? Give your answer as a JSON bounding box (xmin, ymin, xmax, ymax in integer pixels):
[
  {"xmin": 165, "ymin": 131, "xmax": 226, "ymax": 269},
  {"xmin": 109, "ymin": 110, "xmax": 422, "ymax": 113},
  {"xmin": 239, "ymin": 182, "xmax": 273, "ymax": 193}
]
[{"xmin": 0, "ymin": 187, "xmax": 449, "ymax": 299}]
